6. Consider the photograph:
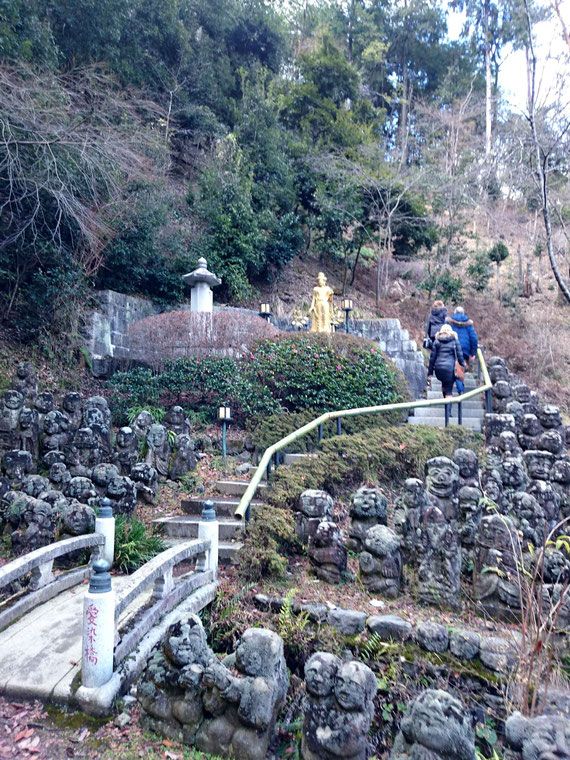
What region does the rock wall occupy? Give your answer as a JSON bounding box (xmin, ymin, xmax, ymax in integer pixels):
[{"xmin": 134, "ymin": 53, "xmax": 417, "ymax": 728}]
[{"xmin": 83, "ymin": 291, "xmax": 427, "ymax": 397}]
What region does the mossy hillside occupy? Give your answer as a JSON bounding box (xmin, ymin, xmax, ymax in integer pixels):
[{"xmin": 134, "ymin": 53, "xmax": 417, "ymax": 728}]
[{"xmin": 268, "ymin": 424, "xmax": 482, "ymax": 509}]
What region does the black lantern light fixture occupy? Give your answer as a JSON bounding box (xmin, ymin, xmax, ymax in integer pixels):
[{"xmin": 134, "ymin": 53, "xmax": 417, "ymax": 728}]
[
  {"xmin": 341, "ymin": 297, "xmax": 354, "ymax": 334},
  {"xmin": 218, "ymin": 404, "xmax": 232, "ymax": 459},
  {"xmin": 259, "ymin": 303, "xmax": 272, "ymax": 322}
]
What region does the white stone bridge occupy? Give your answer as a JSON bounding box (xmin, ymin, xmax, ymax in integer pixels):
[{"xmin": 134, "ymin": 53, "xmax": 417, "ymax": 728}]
[{"xmin": 0, "ymin": 513, "xmax": 218, "ymax": 716}]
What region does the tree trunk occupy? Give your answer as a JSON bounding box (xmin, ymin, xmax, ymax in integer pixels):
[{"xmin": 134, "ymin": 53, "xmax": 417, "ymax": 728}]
[
  {"xmin": 524, "ymin": 0, "xmax": 570, "ymax": 304},
  {"xmin": 497, "ymin": 263, "xmax": 502, "ymax": 302},
  {"xmin": 517, "ymin": 244, "xmax": 523, "ymax": 294},
  {"xmin": 485, "ymin": 0, "xmax": 492, "ymax": 159}
]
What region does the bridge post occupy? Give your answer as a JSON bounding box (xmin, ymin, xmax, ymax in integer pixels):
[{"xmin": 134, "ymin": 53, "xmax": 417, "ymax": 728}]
[
  {"xmin": 197, "ymin": 500, "xmax": 219, "ymax": 579},
  {"xmin": 82, "ymin": 559, "xmax": 115, "ymax": 689},
  {"xmin": 95, "ymin": 498, "xmax": 115, "ymax": 567}
]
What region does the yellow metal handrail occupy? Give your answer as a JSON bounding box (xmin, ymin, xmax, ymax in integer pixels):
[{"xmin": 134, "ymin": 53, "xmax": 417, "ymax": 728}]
[{"xmin": 234, "ymin": 347, "xmax": 491, "ymax": 521}]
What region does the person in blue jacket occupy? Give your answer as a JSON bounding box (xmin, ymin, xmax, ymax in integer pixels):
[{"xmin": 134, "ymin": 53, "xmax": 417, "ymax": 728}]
[{"xmin": 445, "ymin": 306, "xmax": 478, "ymax": 394}]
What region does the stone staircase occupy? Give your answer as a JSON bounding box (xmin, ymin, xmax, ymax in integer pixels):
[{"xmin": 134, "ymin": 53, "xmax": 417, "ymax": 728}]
[
  {"xmin": 407, "ymin": 373, "xmax": 485, "ymax": 432},
  {"xmin": 153, "ymin": 478, "xmax": 268, "ymax": 565}
]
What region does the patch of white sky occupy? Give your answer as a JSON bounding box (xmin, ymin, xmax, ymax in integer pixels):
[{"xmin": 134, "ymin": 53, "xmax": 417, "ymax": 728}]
[{"xmin": 444, "ymin": 0, "xmax": 570, "ymax": 114}]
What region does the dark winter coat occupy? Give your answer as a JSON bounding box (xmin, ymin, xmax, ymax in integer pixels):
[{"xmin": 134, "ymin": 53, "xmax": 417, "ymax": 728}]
[
  {"xmin": 426, "ymin": 307, "xmax": 448, "ymax": 340},
  {"xmin": 445, "ymin": 313, "xmax": 478, "ymax": 358},
  {"xmin": 427, "ymin": 331, "xmax": 464, "ymax": 378}
]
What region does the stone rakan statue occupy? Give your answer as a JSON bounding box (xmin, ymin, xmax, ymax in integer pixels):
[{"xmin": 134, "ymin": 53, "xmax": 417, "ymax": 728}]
[
  {"xmin": 138, "ymin": 617, "xmax": 288, "ymax": 760},
  {"xmin": 302, "ymin": 653, "xmax": 377, "ymax": 760},
  {"xmin": 390, "ymin": 689, "xmax": 475, "ymax": 760},
  {"xmin": 309, "ymin": 272, "xmax": 334, "ymax": 333},
  {"xmin": 506, "ymin": 710, "xmax": 570, "ymax": 760},
  {"xmin": 347, "ymin": 486, "xmax": 388, "ymax": 552}
]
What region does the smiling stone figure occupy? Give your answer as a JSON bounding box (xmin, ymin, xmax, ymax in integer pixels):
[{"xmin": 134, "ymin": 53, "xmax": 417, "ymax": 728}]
[{"xmin": 390, "ymin": 689, "xmax": 474, "ymax": 760}]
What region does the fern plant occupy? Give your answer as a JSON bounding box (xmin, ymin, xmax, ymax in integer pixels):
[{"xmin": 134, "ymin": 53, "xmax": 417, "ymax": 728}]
[
  {"xmin": 113, "ymin": 515, "xmax": 166, "ymax": 574},
  {"xmin": 126, "ymin": 404, "xmax": 166, "ymax": 424},
  {"xmin": 278, "ymin": 588, "xmax": 310, "ymax": 643}
]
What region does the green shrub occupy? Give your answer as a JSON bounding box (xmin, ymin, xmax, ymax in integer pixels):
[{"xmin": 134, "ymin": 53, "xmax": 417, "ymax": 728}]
[
  {"xmin": 109, "ymin": 333, "xmax": 407, "ymax": 428},
  {"xmin": 268, "ymin": 424, "xmax": 482, "ymax": 510},
  {"xmin": 113, "ymin": 516, "xmax": 166, "ymax": 574},
  {"xmin": 238, "ymin": 504, "xmax": 301, "ymax": 581}
]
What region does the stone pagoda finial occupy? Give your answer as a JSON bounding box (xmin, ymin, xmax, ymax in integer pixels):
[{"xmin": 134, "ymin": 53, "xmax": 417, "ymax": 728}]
[{"xmin": 182, "ymin": 257, "xmax": 222, "ymax": 312}]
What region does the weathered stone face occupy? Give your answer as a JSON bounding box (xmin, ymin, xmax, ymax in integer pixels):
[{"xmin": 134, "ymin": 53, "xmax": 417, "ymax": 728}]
[
  {"xmin": 425, "ymin": 456, "xmax": 459, "ymax": 500},
  {"xmin": 506, "ymin": 711, "xmax": 570, "ymax": 760},
  {"xmin": 524, "ymin": 450, "xmax": 555, "ymax": 481},
  {"xmin": 453, "ymin": 448, "xmax": 479, "ymax": 482},
  {"xmin": 527, "ymin": 480, "xmax": 560, "ymax": 523},
  {"xmin": 494, "ymin": 380, "xmax": 512, "ymax": 399},
  {"xmin": 2, "ymin": 449, "xmax": 33, "ymax": 481},
  {"xmin": 308, "ymin": 520, "xmax": 347, "ymax": 584},
  {"xmin": 487, "ymin": 413, "xmax": 518, "ymax": 446},
  {"xmin": 83, "ymin": 396, "xmax": 111, "ymax": 426},
  {"xmin": 391, "ymin": 689, "xmax": 474, "ymax": 760},
  {"xmin": 48, "ymin": 462, "xmax": 70, "ymax": 488},
  {"xmin": 66, "ymin": 476, "xmax": 97, "ymax": 503},
  {"xmin": 3, "ymin": 390, "xmax": 24, "ymax": 416},
  {"xmin": 62, "ymin": 500, "xmax": 95, "ymax": 535},
  {"xmin": 117, "ymin": 426, "xmax": 136, "ymax": 449},
  {"xmin": 513, "ymin": 383, "xmax": 531, "ymax": 404},
  {"xmin": 163, "ymin": 406, "xmax": 189, "ymax": 436},
  {"xmin": 501, "ymin": 457, "xmax": 528, "ymax": 488},
  {"xmin": 481, "ymin": 473, "xmax": 503, "ymax": 505},
  {"xmin": 298, "ymin": 490, "xmax": 334, "ymax": 519},
  {"xmin": 334, "ymin": 661, "xmax": 376, "ymax": 712},
  {"xmin": 131, "ymin": 462, "xmax": 158, "ymax": 504},
  {"xmin": 508, "ymin": 492, "xmax": 545, "ymax": 547},
  {"xmin": 43, "ymin": 410, "xmax": 70, "ymax": 436},
  {"xmin": 91, "ymin": 463, "xmax": 120, "ymax": 491},
  {"xmin": 350, "ymin": 486, "xmax": 387, "ymax": 519},
  {"xmin": 522, "ymin": 414, "xmax": 543, "ymax": 437},
  {"xmin": 499, "ymin": 431, "xmax": 521, "ymax": 456},
  {"xmin": 305, "ymin": 652, "xmax": 341, "ymax": 698},
  {"xmin": 169, "ymin": 434, "xmax": 197, "ymax": 480},
  {"xmin": 34, "ymin": 392, "xmax": 54, "ymax": 416},
  {"xmin": 489, "ymin": 364, "xmax": 509, "ymax": 383},
  {"xmin": 107, "ymin": 475, "xmax": 136, "ymax": 515},
  {"xmin": 538, "ymin": 405, "xmax": 563, "ymax": 430},
  {"xmin": 539, "ymin": 430, "xmax": 565, "ymax": 456},
  {"xmin": 552, "ymin": 459, "xmax": 570, "ymax": 484}
]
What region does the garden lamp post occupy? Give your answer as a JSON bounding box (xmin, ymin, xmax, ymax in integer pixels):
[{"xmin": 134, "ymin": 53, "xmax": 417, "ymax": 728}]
[
  {"xmin": 291, "ymin": 308, "xmax": 308, "ymax": 331},
  {"xmin": 341, "ymin": 297, "xmax": 353, "ymax": 334},
  {"xmin": 218, "ymin": 405, "xmax": 232, "ymax": 460},
  {"xmin": 259, "ymin": 303, "xmax": 272, "ymax": 323}
]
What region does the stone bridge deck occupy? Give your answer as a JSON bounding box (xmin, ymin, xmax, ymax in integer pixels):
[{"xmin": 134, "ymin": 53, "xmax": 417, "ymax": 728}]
[
  {"xmin": 0, "ymin": 573, "xmax": 217, "ymax": 710},
  {"xmin": 0, "ymin": 576, "xmax": 141, "ymax": 703}
]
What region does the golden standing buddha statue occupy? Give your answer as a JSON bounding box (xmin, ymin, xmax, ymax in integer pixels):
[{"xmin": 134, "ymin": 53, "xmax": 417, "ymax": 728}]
[{"xmin": 309, "ymin": 272, "xmax": 334, "ymax": 333}]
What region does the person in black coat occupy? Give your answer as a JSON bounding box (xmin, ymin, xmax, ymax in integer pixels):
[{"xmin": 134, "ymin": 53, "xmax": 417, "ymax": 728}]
[
  {"xmin": 425, "ymin": 300, "xmax": 448, "ymax": 343},
  {"xmin": 427, "ymin": 324, "xmax": 465, "ymax": 397}
]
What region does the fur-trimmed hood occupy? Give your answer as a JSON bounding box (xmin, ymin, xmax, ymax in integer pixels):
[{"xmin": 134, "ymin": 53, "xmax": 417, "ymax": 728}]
[
  {"xmin": 446, "ymin": 315, "xmax": 473, "ymax": 328},
  {"xmin": 435, "ymin": 328, "xmax": 458, "ymax": 341}
]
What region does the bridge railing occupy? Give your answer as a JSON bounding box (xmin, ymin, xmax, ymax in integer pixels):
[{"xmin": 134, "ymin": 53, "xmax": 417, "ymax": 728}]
[
  {"xmin": 113, "ymin": 538, "xmax": 215, "ymax": 666},
  {"xmin": 234, "ymin": 347, "xmax": 491, "ymax": 521},
  {"xmin": 0, "ymin": 533, "xmax": 104, "ymax": 630}
]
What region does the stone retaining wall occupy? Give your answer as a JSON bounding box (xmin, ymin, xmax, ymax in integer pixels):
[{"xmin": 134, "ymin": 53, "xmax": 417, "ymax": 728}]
[
  {"xmin": 253, "ymin": 594, "xmax": 518, "ymax": 675},
  {"xmin": 83, "ymin": 291, "xmax": 426, "ymax": 396}
]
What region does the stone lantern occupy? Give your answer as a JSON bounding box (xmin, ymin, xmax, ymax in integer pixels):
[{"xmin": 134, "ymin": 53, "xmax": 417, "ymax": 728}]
[{"xmin": 182, "ymin": 257, "xmax": 221, "ymax": 312}]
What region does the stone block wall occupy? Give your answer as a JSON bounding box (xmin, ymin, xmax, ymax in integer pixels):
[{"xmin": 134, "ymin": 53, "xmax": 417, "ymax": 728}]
[{"xmin": 83, "ymin": 291, "xmax": 427, "ymax": 397}]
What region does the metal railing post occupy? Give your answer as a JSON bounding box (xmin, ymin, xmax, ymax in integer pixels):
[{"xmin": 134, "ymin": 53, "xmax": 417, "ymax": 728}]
[
  {"xmin": 445, "ymin": 403, "xmax": 450, "ymax": 427},
  {"xmin": 318, "ymin": 424, "xmax": 323, "ymax": 443},
  {"xmin": 458, "ymin": 400, "xmax": 463, "ymax": 426},
  {"xmin": 486, "ymin": 389, "xmax": 492, "ymax": 413},
  {"xmin": 336, "ymin": 418, "xmax": 342, "ymax": 435}
]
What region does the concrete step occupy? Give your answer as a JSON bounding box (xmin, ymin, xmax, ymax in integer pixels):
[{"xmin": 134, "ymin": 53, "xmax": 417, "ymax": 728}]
[
  {"xmin": 154, "ymin": 516, "xmax": 244, "ymax": 541},
  {"xmin": 214, "ymin": 479, "xmax": 268, "ymax": 497},
  {"xmin": 408, "ymin": 416, "xmax": 482, "ymax": 431},
  {"xmin": 283, "ymin": 453, "xmax": 313, "ymax": 465},
  {"xmin": 425, "ymin": 390, "xmax": 482, "ymax": 401},
  {"xmin": 412, "ymin": 406, "xmax": 484, "ymax": 420},
  {"xmin": 181, "ymin": 497, "xmax": 263, "ymax": 517},
  {"xmin": 164, "ymin": 537, "xmax": 243, "ymax": 566}
]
